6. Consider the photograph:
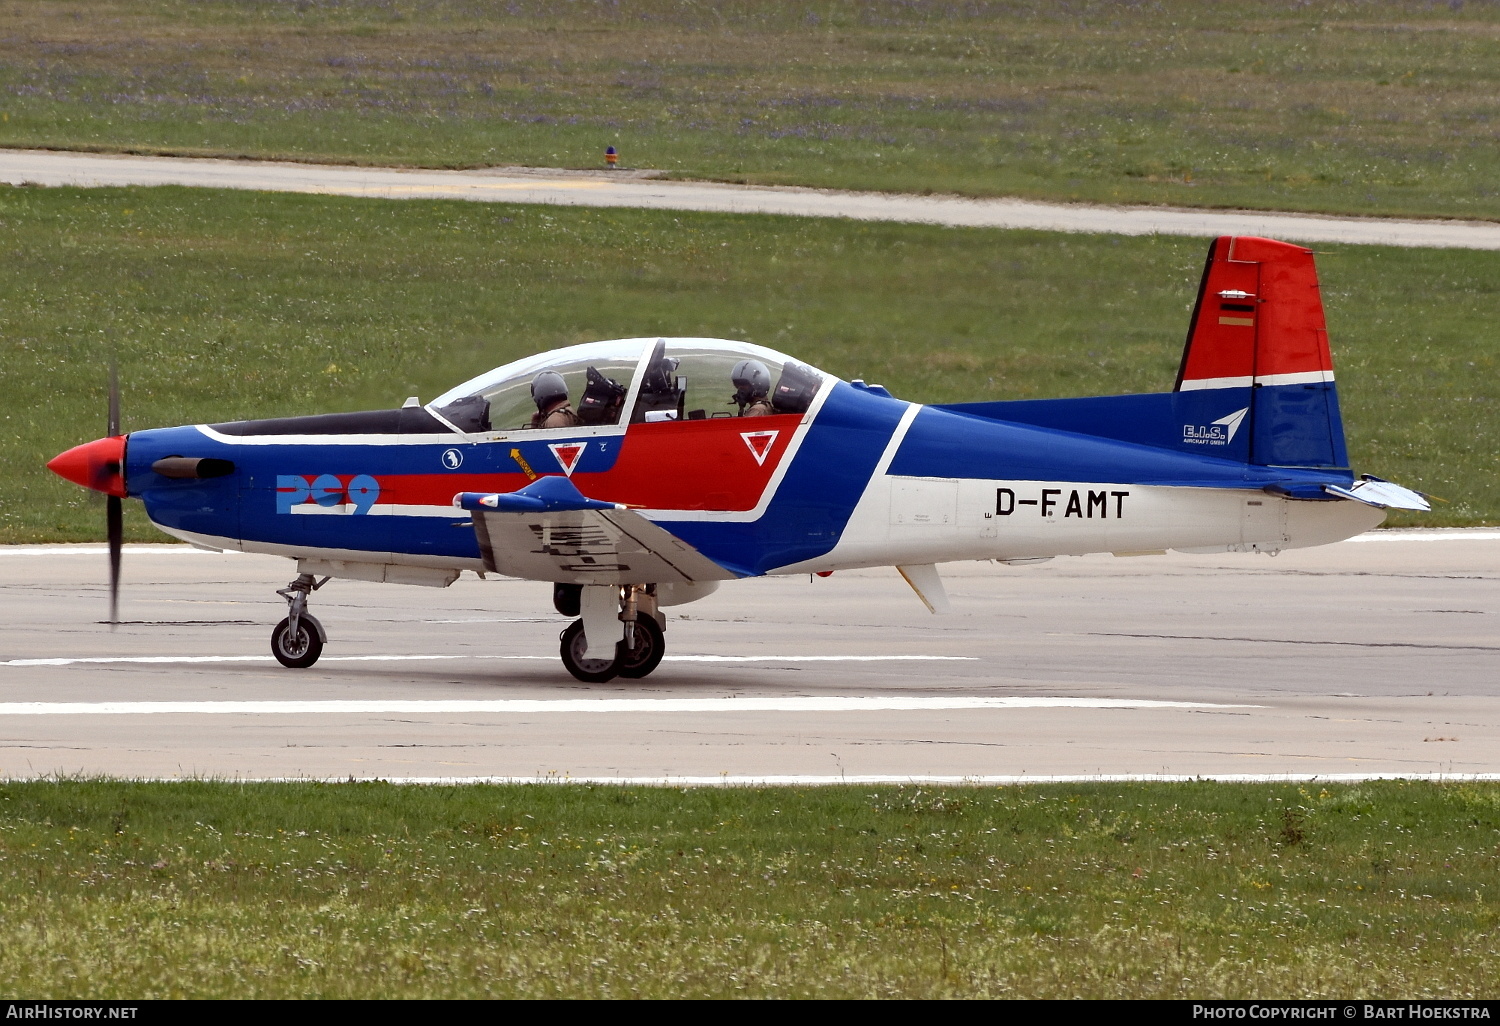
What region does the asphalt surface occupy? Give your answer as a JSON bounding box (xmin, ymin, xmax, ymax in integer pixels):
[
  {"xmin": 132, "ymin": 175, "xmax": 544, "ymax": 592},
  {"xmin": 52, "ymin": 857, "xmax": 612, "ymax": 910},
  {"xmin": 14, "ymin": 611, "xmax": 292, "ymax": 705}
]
[
  {"xmin": 5, "ymin": 148, "xmax": 1500, "ymax": 249},
  {"xmin": 1, "ymin": 533, "xmax": 1496, "ymax": 782}
]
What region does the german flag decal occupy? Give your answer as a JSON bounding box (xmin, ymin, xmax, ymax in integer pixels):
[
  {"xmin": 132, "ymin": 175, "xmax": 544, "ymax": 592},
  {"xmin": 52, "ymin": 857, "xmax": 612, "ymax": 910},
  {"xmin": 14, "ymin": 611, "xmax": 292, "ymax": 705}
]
[{"xmin": 1218, "ymin": 300, "xmax": 1255, "ymax": 327}]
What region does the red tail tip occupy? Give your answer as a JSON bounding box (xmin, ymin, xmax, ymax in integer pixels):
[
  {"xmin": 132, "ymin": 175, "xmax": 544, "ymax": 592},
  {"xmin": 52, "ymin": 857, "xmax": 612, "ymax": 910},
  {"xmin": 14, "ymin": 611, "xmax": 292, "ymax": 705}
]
[{"xmin": 1177, "ymin": 236, "xmax": 1333, "ymax": 391}]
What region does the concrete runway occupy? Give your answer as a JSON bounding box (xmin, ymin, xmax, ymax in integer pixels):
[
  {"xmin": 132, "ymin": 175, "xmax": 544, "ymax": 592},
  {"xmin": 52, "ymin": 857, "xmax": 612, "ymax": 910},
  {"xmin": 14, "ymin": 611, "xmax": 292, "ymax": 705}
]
[
  {"xmin": 1, "ymin": 534, "xmax": 1497, "ymax": 782},
  {"xmin": 4, "ymin": 148, "xmax": 1500, "ymax": 249}
]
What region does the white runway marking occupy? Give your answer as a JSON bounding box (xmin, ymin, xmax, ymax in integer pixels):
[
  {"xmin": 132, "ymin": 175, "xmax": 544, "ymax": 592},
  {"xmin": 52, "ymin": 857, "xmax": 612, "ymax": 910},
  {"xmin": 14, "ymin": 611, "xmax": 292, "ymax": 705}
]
[
  {"xmin": 0, "ymin": 654, "xmax": 485, "ymax": 666},
  {"xmin": 0, "ymin": 653, "xmax": 977, "ymax": 667},
  {"xmin": 0, "ymin": 545, "xmax": 231, "ymax": 557},
  {"xmin": 0, "ymin": 696, "xmax": 1251, "ymax": 716},
  {"xmin": 423, "ymin": 617, "xmax": 556, "ymax": 624},
  {"xmin": 664, "ymin": 655, "xmax": 977, "ymax": 663}
]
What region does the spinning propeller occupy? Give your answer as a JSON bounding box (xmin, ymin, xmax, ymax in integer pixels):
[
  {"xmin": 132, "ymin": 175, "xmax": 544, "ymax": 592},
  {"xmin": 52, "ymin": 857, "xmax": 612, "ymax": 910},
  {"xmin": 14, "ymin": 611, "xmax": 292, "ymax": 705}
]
[
  {"xmin": 106, "ymin": 363, "xmax": 122, "ymax": 625},
  {"xmin": 47, "ymin": 365, "xmax": 128, "ymax": 625}
]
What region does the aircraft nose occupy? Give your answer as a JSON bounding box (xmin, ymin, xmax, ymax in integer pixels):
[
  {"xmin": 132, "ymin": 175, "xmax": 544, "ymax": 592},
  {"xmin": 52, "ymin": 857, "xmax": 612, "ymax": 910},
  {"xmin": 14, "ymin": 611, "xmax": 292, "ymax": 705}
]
[{"xmin": 47, "ymin": 435, "xmax": 127, "ymax": 497}]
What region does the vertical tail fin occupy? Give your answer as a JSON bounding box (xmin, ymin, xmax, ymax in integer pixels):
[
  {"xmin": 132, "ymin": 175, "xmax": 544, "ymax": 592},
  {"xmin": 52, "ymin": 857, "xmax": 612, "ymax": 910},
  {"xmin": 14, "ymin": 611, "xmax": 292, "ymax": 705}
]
[{"xmin": 1176, "ymin": 236, "xmax": 1348, "ymax": 470}]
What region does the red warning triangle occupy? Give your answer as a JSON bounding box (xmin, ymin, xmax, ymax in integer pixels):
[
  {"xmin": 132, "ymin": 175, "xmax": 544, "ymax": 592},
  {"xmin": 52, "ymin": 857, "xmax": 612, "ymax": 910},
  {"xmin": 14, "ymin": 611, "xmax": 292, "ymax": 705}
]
[
  {"xmin": 547, "ymin": 442, "xmax": 586, "ymax": 477},
  {"xmin": 740, "ymin": 430, "xmax": 779, "ymax": 467}
]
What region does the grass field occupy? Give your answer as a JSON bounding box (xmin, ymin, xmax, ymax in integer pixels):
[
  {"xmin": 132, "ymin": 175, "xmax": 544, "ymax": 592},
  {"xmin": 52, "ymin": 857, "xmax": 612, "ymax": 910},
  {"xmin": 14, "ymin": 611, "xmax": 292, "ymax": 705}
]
[
  {"xmin": 3, "ymin": 1, "xmax": 1500, "ymax": 220},
  {"xmin": 0, "ymin": 780, "xmax": 1496, "ymax": 998},
  {"xmin": 2, "ymin": 184, "xmax": 1495, "ymax": 542}
]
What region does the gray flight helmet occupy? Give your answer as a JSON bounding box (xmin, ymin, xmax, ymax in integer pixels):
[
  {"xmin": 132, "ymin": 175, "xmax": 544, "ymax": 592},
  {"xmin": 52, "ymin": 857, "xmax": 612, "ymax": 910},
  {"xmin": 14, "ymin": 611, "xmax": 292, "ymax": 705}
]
[
  {"xmin": 531, "ymin": 370, "xmax": 568, "ymax": 411},
  {"xmin": 730, "ymin": 359, "xmax": 771, "ymax": 406}
]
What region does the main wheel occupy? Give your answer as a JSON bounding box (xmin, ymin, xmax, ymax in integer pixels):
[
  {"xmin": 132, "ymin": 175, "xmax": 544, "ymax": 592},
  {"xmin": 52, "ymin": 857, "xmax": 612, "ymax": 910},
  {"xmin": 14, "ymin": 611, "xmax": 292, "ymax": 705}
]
[
  {"xmin": 616, "ymin": 615, "xmax": 665, "ymax": 679},
  {"xmin": 559, "ymin": 619, "xmax": 619, "ymax": 683},
  {"xmin": 271, "ymin": 616, "xmax": 323, "ymax": 669}
]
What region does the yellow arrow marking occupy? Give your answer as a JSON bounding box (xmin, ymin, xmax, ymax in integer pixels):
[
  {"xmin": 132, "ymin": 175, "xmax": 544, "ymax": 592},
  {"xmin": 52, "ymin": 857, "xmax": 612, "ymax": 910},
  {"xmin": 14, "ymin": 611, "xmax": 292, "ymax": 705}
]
[{"xmin": 510, "ymin": 448, "xmax": 537, "ymax": 481}]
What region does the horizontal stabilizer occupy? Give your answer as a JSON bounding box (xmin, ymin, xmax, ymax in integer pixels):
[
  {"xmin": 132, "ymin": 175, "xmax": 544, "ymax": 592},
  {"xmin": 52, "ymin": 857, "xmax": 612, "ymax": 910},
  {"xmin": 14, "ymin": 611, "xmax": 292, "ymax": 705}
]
[{"xmin": 1324, "ymin": 477, "xmax": 1430, "ymax": 512}]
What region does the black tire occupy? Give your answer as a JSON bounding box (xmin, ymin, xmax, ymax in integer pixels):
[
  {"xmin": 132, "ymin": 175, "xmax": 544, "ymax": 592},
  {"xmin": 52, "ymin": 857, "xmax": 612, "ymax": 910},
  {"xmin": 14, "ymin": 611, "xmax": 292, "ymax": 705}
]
[
  {"xmin": 553, "ymin": 583, "xmax": 582, "ymax": 617},
  {"xmin": 559, "ymin": 619, "xmax": 619, "ymax": 683},
  {"xmin": 271, "ymin": 616, "xmax": 323, "ymax": 669},
  {"xmin": 617, "ymin": 615, "xmax": 665, "ymax": 679}
]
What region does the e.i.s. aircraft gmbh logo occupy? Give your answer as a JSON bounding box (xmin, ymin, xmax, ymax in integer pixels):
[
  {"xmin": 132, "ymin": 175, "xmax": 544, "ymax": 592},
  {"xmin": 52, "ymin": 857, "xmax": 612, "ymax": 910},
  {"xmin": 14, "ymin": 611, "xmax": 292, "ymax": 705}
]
[{"xmin": 1182, "ymin": 407, "xmax": 1248, "ymax": 447}]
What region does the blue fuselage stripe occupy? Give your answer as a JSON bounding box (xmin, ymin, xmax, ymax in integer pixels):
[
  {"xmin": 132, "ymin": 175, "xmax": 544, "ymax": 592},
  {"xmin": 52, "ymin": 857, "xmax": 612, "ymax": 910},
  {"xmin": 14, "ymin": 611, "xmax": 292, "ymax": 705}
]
[
  {"xmin": 936, "ymin": 383, "xmax": 1350, "ymax": 474},
  {"xmin": 659, "ymin": 383, "xmax": 909, "ymax": 575},
  {"xmin": 890, "ymin": 399, "xmax": 1353, "ymax": 488}
]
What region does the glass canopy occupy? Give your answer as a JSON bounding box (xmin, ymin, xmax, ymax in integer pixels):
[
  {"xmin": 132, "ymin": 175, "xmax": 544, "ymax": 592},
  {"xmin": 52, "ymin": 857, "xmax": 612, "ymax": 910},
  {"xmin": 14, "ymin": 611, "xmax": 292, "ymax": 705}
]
[{"xmin": 430, "ymin": 338, "xmax": 828, "ymax": 434}]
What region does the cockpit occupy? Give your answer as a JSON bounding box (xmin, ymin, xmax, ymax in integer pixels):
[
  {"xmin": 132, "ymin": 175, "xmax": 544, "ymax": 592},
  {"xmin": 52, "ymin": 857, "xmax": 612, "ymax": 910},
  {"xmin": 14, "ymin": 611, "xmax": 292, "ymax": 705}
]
[{"xmin": 428, "ymin": 338, "xmax": 828, "ymax": 435}]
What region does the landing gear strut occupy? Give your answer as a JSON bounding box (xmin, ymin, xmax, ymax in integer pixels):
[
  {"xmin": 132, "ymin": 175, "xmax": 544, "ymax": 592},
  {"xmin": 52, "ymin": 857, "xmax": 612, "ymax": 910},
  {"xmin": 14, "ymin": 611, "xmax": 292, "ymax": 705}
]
[
  {"xmin": 272, "ymin": 573, "xmax": 328, "ymax": 669},
  {"xmin": 558, "ymin": 584, "xmax": 665, "ymax": 683}
]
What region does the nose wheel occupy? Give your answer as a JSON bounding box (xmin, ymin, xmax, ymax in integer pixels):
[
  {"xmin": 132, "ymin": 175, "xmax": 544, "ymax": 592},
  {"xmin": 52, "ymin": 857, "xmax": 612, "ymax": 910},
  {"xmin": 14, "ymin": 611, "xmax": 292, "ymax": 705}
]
[
  {"xmin": 272, "ymin": 616, "xmax": 324, "ymax": 668},
  {"xmin": 271, "ymin": 573, "xmax": 327, "ymax": 669}
]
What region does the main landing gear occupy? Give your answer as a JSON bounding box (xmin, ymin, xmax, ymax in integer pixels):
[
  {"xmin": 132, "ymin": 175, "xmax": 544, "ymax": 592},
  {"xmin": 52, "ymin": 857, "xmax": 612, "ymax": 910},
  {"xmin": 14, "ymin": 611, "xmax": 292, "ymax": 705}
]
[
  {"xmin": 272, "ymin": 573, "xmax": 328, "ymax": 669},
  {"xmin": 557, "ymin": 584, "xmax": 666, "ymax": 683}
]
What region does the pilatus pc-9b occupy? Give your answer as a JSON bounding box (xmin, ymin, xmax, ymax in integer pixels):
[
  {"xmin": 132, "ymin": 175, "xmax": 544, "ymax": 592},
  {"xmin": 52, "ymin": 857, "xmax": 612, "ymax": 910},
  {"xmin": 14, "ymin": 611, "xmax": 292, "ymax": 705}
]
[{"xmin": 49, "ymin": 236, "xmax": 1426, "ymax": 682}]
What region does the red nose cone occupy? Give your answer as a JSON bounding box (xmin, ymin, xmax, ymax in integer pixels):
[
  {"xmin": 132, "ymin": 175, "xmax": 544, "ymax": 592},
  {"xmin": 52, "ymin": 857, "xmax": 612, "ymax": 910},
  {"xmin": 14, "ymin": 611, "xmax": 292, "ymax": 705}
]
[{"xmin": 47, "ymin": 435, "xmax": 127, "ymax": 497}]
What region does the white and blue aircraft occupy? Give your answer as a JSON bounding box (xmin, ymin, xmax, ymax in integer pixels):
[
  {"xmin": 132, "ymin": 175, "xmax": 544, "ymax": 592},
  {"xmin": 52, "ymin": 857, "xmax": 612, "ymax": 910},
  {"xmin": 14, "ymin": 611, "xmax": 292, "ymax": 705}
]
[{"xmin": 49, "ymin": 235, "xmax": 1427, "ymax": 681}]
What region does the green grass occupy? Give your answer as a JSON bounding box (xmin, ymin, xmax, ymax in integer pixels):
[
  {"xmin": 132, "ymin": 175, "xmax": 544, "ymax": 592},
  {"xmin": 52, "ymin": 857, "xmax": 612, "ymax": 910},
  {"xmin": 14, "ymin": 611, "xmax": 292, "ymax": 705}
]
[
  {"xmin": 2, "ymin": 184, "xmax": 1495, "ymax": 542},
  {"xmin": 3, "ymin": 1, "xmax": 1500, "ymax": 219},
  {"xmin": 0, "ymin": 780, "xmax": 1497, "ymax": 998}
]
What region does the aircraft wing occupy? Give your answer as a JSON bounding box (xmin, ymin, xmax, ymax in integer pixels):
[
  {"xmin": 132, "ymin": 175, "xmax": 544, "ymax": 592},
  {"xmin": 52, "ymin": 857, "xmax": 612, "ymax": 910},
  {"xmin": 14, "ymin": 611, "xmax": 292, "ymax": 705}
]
[{"xmin": 455, "ymin": 478, "xmax": 738, "ymax": 585}]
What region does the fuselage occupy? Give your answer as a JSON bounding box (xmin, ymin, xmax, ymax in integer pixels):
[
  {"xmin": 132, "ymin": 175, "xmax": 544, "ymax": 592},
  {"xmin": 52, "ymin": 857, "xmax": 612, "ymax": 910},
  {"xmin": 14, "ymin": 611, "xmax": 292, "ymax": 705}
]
[{"xmin": 122, "ymin": 377, "xmax": 1383, "ymax": 581}]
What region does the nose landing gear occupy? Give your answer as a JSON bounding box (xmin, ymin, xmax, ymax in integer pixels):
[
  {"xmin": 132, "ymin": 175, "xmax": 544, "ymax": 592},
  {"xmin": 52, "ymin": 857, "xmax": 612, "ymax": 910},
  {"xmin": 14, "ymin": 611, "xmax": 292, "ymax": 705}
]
[
  {"xmin": 272, "ymin": 573, "xmax": 328, "ymax": 669},
  {"xmin": 558, "ymin": 584, "xmax": 666, "ymax": 683}
]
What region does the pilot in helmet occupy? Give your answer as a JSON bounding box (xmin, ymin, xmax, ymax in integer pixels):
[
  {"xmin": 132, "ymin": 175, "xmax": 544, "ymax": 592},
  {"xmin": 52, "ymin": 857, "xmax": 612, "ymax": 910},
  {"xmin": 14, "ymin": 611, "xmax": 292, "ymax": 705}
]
[
  {"xmin": 530, "ymin": 371, "xmax": 582, "ymax": 429},
  {"xmin": 731, "ymin": 360, "xmax": 773, "ymax": 417}
]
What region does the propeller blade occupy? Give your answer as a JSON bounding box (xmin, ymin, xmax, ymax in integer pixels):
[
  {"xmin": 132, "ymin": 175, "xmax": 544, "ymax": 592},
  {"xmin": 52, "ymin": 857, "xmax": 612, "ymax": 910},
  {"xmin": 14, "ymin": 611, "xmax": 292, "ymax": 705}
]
[
  {"xmin": 107, "ymin": 494, "xmax": 122, "ymax": 627},
  {"xmin": 106, "ymin": 361, "xmax": 122, "ymax": 627}
]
